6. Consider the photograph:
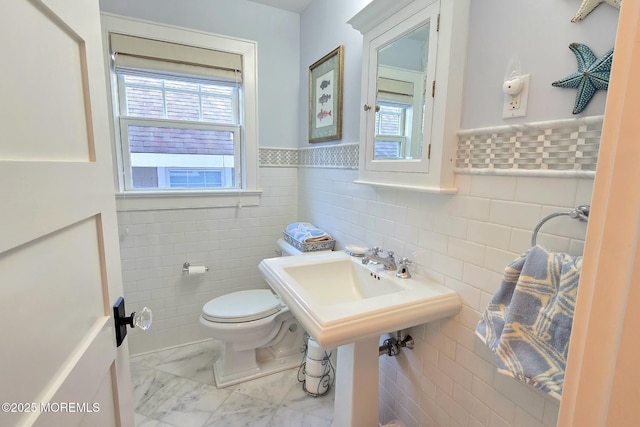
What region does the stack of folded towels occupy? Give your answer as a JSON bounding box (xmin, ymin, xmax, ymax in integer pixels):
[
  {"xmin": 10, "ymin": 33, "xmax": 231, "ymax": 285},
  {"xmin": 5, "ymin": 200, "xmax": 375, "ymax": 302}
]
[{"xmin": 285, "ymin": 222, "xmax": 333, "ymax": 244}]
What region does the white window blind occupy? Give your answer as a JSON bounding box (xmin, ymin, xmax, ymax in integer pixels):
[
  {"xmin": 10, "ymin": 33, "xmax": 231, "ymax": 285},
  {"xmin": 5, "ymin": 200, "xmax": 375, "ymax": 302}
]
[
  {"xmin": 110, "ymin": 33, "xmax": 242, "ymax": 81},
  {"xmin": 377, "ymin": 77, "xmax": 414, "ymax": 104}
]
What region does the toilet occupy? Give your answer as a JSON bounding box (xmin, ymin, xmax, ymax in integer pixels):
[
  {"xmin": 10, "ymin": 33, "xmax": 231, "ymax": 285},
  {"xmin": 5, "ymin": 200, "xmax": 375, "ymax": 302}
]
[{"xmin": 200, "ymin": 238, "xmax": 323, "ymax": 387}]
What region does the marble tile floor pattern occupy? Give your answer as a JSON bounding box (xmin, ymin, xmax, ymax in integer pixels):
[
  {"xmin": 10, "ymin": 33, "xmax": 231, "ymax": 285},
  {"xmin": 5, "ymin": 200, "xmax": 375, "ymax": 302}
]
[{"xmin": 131, "ymin": 340, "xmax": 335, "ymax": 427}]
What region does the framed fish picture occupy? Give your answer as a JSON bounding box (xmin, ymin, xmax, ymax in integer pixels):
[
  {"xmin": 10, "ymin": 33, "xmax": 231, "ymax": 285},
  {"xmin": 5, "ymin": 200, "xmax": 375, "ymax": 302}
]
[{"xmin": 309, "ymin": 45, "xmax": 344, "ymax": 143}]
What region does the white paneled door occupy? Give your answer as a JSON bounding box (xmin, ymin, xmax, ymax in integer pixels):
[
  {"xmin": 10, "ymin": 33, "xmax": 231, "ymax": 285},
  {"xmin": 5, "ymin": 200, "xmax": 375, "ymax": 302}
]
[{"xmin": 0, "ymin": 1, "xmax": 134, "ymax": 426}]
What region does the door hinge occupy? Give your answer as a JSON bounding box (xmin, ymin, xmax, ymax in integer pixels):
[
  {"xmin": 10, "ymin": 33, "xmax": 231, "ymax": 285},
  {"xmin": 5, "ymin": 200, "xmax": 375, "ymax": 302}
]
[
  {"xmin": 432, "ymin": 81, "xmax": 436, "ymax": 98},
  {"xmin": 428, "ymin": 144, "xmax": 431, "ymax": 159},
  {"xmin": 436, "ymin": 14, "xmax": 440, "ymax": 32}
]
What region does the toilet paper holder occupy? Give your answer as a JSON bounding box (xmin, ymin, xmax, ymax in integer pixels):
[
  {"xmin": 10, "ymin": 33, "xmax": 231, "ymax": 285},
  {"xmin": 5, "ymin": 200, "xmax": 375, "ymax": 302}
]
[{"xmin": 182, "ymin": 262, "xmax": 209, "ymax": 273}]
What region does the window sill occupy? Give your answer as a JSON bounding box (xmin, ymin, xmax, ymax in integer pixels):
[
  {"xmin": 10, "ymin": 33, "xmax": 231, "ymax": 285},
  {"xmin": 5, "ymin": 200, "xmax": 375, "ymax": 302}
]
[{"xmin": 115, "ymin": 190, "xmax": 262, "ymax": 211}]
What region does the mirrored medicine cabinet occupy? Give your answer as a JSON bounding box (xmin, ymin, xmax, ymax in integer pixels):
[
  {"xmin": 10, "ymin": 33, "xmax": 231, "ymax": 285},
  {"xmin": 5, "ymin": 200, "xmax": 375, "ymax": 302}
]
[{"xmin": 349, "ymin": 0, "xmax": 470, "ymax": 193}]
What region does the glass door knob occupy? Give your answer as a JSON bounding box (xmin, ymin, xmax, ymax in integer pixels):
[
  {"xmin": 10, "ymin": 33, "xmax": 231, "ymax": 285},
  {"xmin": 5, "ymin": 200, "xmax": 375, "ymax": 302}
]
[
  {"xmin": 132, "ymin": 307, "xmax": 152, "ymax": 330},
  {"xmin": 113, "ymin": 297, "xmax": 152, "ymax": 347}
]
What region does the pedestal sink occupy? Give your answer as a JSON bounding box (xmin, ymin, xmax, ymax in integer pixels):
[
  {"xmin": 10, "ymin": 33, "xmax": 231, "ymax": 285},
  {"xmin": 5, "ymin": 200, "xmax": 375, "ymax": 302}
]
[{"xmin": 259, "ymin": 251, "xmax": 461, "ymax": 427}]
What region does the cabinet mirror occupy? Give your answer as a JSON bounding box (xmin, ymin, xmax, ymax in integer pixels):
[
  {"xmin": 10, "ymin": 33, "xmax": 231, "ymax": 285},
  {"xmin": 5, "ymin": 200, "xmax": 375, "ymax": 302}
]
[{"xmin": 374, "ymin": 22, "xmax": 430, "ymax": 161}]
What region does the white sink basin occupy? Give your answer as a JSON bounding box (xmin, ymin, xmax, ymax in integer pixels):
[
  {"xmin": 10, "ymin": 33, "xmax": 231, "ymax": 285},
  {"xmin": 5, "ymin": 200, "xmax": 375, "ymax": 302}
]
[{"xmin": 259, "ymin": 250, "xmax": 461, "ymax": 349}]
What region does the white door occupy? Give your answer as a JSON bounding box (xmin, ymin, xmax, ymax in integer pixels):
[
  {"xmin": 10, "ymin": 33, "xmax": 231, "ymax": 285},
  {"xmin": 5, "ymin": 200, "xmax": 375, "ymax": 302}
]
[{"xmin": 0, "ymin": 1, "xmax": 134, "ymax": 426}]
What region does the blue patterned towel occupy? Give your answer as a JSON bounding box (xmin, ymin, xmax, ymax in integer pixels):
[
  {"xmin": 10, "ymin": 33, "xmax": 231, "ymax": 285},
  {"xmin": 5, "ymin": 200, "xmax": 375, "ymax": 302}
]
[
  {"xmin": 285, "ymin": 222, "xmax": 332, "ymax": 243},
  {"xmin": 475, "ymin": 245, "xmax": 582, "ymax": 399}
]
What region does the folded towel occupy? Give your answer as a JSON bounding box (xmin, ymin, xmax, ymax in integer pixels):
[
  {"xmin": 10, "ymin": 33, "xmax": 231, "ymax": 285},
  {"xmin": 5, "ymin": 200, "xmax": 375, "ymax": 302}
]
[
  {"xmin": 285, "ymin": 222, "xmax": 312, "ymax": 234},
  {"xmin": 285, "ymin": 222, "xmax": 332, "ymax": 244},
  {"xmin": 475, "ymin": 245, "xmax": 582, "ymax": 399}
]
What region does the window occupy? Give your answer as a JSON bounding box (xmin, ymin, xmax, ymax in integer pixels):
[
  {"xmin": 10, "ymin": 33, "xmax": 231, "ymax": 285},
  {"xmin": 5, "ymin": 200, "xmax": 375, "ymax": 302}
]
[
  {"xmin": 103, "ymin": 20, "xmax": 259, "ymax": 197},
  {"xmin": 117, "ymin": 71, "xmax": 240, "ymax": 189},
  {"xmin": 376, "ymin": 103, "xmax": 406, "ymax": 136},
  {"xmin": 374, "ymin": 101, "xmax": 411, "ymax": 159}
]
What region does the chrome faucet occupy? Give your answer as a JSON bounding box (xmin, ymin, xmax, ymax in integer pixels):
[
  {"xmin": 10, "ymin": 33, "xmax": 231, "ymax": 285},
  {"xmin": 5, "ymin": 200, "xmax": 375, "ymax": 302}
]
[{"xmin": 362, "ymin": 247, "xmax": 397, "ymax": 271}]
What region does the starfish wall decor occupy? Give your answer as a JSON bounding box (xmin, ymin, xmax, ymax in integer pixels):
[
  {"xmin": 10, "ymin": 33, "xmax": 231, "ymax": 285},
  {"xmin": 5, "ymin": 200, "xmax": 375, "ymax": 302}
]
[
  {"xmin": 571, "ymin": 0, "xmax": 621, "ymax": 22},
  {"xmin": 552, "ymin": 43, "xmax": 613, "ymax": 114}
]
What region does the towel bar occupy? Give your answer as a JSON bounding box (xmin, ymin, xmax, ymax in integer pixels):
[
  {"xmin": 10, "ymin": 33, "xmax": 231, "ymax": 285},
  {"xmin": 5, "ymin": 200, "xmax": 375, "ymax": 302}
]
[{"xmin": 531, "ymin": 205, "xmax": 590, "ymax": 246}]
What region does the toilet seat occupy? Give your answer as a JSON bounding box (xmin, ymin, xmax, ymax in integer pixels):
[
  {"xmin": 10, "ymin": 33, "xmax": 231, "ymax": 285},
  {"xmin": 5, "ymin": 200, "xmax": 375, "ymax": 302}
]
[{"xmin": 202, "ymin": 289, "xmax": 281, "ymax": 323}]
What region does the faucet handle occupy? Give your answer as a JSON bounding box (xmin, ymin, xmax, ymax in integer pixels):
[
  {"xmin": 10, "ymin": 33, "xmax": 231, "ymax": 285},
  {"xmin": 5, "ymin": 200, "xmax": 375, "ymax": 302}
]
[
  {"xmin": 396, "ymin": 258, "xmax": 412, "ymax": 279},
  {"xmin": 369, "ymin": 246, "xmax": 381, "ymax": 255}
]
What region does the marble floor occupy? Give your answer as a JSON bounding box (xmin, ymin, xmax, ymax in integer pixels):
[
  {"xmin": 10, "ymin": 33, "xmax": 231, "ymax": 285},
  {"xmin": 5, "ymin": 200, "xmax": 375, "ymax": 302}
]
[{"xmin": 130, "ymin": 340, "xmax": 335, "ymax": 427}]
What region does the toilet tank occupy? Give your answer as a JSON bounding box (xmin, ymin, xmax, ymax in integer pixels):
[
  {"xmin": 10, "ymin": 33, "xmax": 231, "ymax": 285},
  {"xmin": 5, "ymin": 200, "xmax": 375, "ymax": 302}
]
[{"xmin": 277, "ymin": 238, "xmax": 303, "ymax": 256}]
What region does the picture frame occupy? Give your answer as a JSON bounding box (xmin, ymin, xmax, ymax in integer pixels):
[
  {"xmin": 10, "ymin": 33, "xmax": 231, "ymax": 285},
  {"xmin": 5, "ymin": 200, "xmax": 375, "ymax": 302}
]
[{"xmin": 308, "ymin": 45, "xmax": 344, "ymax": 143}]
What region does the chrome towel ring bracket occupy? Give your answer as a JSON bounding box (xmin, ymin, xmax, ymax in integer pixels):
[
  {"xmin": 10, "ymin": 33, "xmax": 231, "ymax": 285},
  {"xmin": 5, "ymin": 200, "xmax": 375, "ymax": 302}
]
[{"xmin": 531, "ymin": 205, "xmax": 590, "ymax": 246}]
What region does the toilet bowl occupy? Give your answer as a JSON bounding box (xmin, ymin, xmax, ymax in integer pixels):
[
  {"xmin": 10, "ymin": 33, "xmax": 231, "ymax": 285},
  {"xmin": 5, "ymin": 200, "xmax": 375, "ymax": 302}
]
[{"xmin": 200, "ymin": 238, "xmax": 324, "ymax": 387}]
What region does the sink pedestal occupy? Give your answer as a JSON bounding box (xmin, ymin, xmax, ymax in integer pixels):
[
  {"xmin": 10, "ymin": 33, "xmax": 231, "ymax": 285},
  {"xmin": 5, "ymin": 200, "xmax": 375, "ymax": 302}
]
[{"xmin": 332, "ymin": 336, "xmax": 380, "ymax": 427}]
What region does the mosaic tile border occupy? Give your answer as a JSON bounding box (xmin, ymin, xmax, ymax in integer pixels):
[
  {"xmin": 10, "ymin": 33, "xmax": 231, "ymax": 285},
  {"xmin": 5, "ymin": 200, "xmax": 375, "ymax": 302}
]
[
  {"xmin": 259, "ymin": 147, "xmax": 299, "ymax": 167},
  {"xmin": 261, "ymin": 116, "xmax": 602, "ymax": 177},
  {"xmin": 259, "ymin": 143, "xmax": 359, "ymax": 169},
  {"xmin": 455, "ymin": 116, "xmax": 602, "ymax": 176},
  {"xmin": 298, "ymin": 143, "xmax": 359, "ymax": 169}
]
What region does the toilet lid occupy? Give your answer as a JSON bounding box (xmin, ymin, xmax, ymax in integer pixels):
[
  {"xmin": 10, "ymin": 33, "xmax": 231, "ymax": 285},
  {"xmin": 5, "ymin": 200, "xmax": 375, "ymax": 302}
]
[{"xmin": 202, "ymin": 289, "xmax": 281, "ymax": 323}]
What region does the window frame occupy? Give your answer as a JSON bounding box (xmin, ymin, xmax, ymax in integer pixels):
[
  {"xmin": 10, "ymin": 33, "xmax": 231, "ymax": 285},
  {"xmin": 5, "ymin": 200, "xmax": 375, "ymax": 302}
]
[
  {"xmin": 375, "ymin": 102, "xmax": 408, "ymax": 137},
  {"xmin": 119, "ymin": 116, "xmax": 241, "ymax": 191},
  {"xmin": 100, "ymin": 13, "xmax": 261, "ymax": 210},
  {"xmin": 373, "ymin": 136, "xmax": 406, "ymax": 159}
]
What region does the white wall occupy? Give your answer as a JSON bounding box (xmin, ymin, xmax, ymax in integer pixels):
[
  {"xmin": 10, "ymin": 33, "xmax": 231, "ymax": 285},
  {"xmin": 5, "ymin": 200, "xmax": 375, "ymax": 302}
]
[
  {"xmin": 297, "ymin": 0, "xmax": 616, "ymax": 426},
  {"xmin": 462, "ymin": 0, "xmax": 618, "ymax": 128},
  {"xmin": 298, "ymin": 0, "xmax": 371, "ymax": 146},
  {"xmin": 297, "ymin": 0, "xmax": 619, "ymax": 143},
  {"xmin": 100, "ymin": 0, "xmax": 301, "ymax": 149},
  {"xmin": 98, "ymin": 0, "xmax": 302, "ymax": 352},
  {"xmin": 299, "ymin": 168, "xmax": 592, "ymax": 427},
  {"xmin": 118, "ymin": 168, "xmax": 298, "ymax": 353}
]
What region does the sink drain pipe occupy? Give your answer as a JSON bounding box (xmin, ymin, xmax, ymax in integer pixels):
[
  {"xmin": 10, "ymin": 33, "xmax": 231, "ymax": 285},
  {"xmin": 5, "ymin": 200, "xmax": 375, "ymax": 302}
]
[{"xmin": 379, "ymin": 331, "xmax": 414, "ymax": 357}]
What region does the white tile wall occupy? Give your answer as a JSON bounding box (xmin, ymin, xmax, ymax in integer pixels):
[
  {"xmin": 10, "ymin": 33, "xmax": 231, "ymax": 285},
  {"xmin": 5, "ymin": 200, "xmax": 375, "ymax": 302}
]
[
  {"xmin": 298, "ymin": 167, "xmax": 593, "ymax": 427},
  {"xmin": 117, "ymin": 157, "xmax": 592, "ymax": 426},
  {"xmin": 117, "ymin": 168, "xmax": 298, "ymax": 354}
]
